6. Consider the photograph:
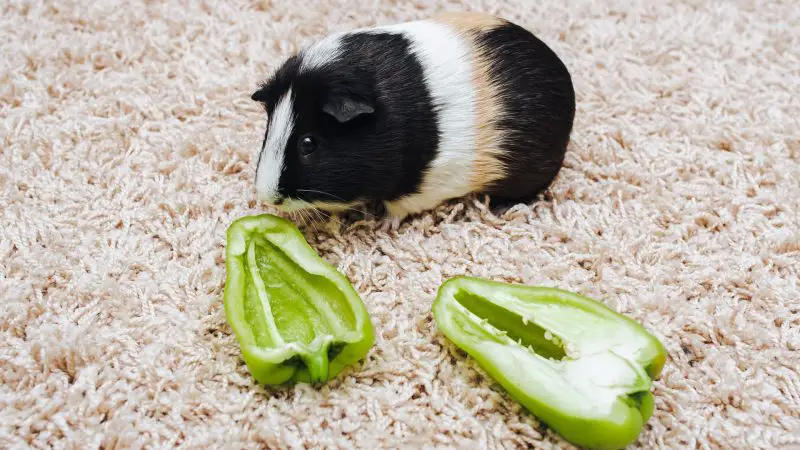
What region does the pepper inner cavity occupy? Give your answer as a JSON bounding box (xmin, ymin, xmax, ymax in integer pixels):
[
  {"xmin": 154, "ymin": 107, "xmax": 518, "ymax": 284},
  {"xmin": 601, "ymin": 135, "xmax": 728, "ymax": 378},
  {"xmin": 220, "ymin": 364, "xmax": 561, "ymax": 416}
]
[
  {"xmin": 453, "ymin": 290, "xmax": 567, "ymax": 360},
  {"xmin": 245, "ymin": 237, "xmax": 356, "ymax": 347}
]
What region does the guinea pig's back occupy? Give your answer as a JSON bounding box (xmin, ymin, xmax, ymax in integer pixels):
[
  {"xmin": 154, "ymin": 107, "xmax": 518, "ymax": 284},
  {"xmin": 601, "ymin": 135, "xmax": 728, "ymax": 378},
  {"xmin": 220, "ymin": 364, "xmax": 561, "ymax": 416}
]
[{"xmin": 433, "ymin": 12, "xmax": 576, "ymax": 202}]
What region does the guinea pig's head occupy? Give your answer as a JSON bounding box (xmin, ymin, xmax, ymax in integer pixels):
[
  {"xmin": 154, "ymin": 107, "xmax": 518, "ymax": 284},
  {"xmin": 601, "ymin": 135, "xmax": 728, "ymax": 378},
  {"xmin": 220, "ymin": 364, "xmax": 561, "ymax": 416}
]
[{"xmin": 250, "ymin": 55, "xmax": 382, "ymax": 213}]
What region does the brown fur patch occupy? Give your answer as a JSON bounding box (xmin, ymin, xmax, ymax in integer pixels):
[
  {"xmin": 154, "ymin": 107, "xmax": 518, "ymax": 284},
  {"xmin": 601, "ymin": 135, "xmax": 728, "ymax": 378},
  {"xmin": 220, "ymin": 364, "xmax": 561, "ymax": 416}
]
[
  {"xmin": 434, "ymin": 12, "xmax": 508, "ymax": 190},
  {"xmin": 434, "ymin": 11, "xmax": 505, "ymax": 32}
]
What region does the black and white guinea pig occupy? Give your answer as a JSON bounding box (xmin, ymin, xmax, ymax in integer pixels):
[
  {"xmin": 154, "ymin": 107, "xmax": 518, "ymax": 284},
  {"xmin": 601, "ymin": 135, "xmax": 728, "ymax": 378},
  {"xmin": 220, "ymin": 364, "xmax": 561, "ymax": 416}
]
[{"xmin": 250, "ymin": 11, "xmax": 575, "ymax": 229}]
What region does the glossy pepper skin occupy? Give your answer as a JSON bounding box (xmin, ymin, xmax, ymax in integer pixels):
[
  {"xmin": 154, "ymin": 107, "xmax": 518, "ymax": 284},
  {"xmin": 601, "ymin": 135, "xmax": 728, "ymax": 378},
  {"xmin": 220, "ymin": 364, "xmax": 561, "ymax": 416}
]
[
  {"xmin": 432, "ymin": 276, "xmax": 667, "ymax": 450},
  {"xmin": 223, "ymin": 214, "xmax": 374, "ymax": 385}
]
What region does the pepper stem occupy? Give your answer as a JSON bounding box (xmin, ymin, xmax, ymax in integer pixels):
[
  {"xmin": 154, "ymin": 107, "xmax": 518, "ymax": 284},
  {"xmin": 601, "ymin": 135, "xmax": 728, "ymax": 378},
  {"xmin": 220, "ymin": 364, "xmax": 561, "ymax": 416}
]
[{"xmin": 302, "ymin": 351, "xmax": 330, "ymax": 383}]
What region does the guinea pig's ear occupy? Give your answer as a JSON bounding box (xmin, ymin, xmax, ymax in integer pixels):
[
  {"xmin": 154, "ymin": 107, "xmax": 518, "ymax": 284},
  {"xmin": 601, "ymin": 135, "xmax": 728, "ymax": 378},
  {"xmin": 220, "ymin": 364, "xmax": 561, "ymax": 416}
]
[
  {"xmin": 251, "ymin": 86, "xmax": 269, "ymax": 103},
  {"xmin": 322, "ymin": 92, "xmax": 375, "ymax": 123}
]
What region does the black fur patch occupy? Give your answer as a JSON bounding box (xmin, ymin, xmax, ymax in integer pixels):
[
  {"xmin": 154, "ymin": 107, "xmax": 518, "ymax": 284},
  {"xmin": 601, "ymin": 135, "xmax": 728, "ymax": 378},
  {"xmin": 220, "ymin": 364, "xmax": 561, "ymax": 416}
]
[
  {"xmin": 475, "ymin": 21, "xmax": 576, "ymax": 204},
  {"xmin": 251, "ymin": 32, "xmax": 439, "ymax": 206},
  {"xmin": 252, "ymin": 54, "xmax": 302, "ymax": 115}
]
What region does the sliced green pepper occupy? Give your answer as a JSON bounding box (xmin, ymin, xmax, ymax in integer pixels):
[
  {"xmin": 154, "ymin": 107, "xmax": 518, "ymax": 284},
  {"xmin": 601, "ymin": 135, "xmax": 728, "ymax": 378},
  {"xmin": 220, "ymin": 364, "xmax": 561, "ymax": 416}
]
[
  {"xmin": 223, "ymin": 214, "xmax": 374, "ymax": 385},
  {"xmin": 432, "ymin": 276, "xmax": 666, "ymax": 450}
]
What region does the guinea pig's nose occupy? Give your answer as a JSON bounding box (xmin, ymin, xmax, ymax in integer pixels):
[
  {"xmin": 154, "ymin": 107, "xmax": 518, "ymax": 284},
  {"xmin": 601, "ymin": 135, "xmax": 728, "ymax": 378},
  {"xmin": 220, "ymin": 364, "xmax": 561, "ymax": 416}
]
[{"xmin": 274, "ymin": 197, "xmax": 284, "ymax": 205}]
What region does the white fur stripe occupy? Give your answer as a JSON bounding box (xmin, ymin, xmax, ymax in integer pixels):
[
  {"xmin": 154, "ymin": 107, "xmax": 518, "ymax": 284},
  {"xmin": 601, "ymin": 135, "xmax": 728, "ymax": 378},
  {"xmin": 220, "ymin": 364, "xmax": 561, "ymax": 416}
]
[
  {"xmin": 370, "ymin": 20, "xmax": 479, "ymax": 216},
  {"xmin": 255, "ymin": 88, "xmax": 294, "ymax": 203},
  {"xmin": 299, "ymin": 33, "xmax": 345, "ymax": 72}
]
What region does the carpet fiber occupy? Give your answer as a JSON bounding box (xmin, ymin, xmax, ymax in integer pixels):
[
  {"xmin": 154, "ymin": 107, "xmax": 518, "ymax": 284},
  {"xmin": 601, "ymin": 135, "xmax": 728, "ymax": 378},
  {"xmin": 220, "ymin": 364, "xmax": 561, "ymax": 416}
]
[{"xmin": 2, "ymin": 0, "xmax": 799, "ymax": 448}]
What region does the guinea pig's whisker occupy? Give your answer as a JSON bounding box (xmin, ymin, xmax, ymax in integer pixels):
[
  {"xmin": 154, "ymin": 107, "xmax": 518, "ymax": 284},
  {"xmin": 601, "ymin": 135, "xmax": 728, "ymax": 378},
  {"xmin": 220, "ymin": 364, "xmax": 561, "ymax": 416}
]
[
  {"xmin": 291, "ymin": 210, "xmax": 304, "ymax": 226},
  {"xmin": 347, "ymin": 207, "xmax": 376, "ymax": 219},
  {"xmin": 309, "ymin": 211, "xmax": 323, "ymax": 233},
  {"xmin": 296, "ymin": 188, "xmax": 376, "ymax": 219},
  {"xmin": 325, "ymin": 212, "xmax": 346, "ymax": 229},
  {"xmin": 297, "ymin": 188, "xmax": 346, "ymax": 202},
  {"xmin": 300, "ymin": 209, "xmax": 320, "ymax": 232}
]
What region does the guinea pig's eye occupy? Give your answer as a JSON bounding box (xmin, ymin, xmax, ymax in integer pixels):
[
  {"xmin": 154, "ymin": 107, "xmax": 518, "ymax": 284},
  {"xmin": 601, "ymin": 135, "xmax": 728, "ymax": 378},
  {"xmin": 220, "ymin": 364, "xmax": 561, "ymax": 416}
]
[{"xmin": 298, "ymin": 135, "xmax": 317, "ymax": 156}]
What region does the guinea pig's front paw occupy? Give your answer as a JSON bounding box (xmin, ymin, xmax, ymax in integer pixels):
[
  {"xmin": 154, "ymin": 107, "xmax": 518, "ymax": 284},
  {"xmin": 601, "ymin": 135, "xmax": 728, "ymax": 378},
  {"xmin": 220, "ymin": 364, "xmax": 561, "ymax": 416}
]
[
  {"xmin": 380, "ymin": 201, "xmax": 412, "ymax": 231},
  {"xmin": 379, "ymin": 215, "xmax": 405, "ymax": 232}
]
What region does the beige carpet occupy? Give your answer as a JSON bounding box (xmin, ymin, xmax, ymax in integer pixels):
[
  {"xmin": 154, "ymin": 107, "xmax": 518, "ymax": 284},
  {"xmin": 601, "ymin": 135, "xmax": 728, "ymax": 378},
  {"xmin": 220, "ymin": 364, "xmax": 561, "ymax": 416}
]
[{"xmin": 2, "ymin": 0, "xmax": 799, "ymax": 448}]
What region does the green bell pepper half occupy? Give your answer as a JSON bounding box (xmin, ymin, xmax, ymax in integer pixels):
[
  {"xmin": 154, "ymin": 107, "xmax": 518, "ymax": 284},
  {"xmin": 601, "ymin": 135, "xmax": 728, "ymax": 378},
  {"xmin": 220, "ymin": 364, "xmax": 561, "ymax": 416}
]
[
  {"xmin": 432, "ymin": 276, "xmax": 666, "ymax": 450},
  {"xmin": 223, "ymin": 213, "xmax": 374, "ymax": 385}
]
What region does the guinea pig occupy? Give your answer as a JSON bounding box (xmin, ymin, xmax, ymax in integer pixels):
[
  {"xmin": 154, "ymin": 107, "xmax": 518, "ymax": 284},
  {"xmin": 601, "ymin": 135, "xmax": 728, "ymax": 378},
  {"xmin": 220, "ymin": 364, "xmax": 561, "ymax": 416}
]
[{"xmin": 250, "ymin": 11, "xmax": 575, "ymax": 229}]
